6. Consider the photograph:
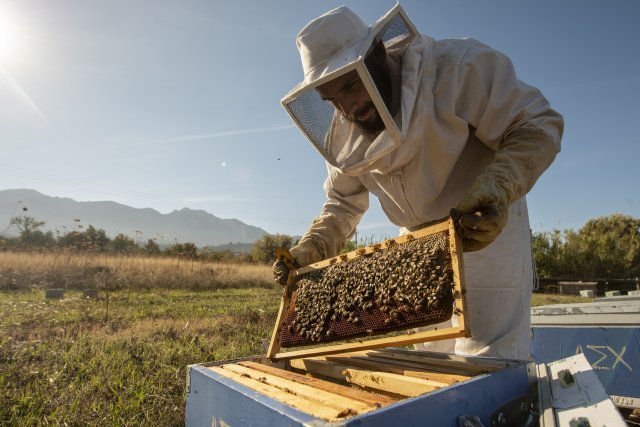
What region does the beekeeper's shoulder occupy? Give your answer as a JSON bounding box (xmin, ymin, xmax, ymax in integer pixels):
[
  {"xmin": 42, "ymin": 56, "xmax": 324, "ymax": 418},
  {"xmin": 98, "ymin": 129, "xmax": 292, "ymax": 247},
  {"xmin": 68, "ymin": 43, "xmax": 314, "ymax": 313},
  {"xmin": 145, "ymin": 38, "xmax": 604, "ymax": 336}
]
[{"xmin": 434, "ymin": 37, "xmax": 506, "ymax": 70}]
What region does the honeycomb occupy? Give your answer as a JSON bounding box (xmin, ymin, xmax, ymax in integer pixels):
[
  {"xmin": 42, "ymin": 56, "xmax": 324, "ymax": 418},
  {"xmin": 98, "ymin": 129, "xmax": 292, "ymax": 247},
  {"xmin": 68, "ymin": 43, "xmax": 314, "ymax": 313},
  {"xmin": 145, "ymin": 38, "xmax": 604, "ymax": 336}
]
[{"xmin": 279, "ymin": 231, "xmax": 456, "ymax": 347}]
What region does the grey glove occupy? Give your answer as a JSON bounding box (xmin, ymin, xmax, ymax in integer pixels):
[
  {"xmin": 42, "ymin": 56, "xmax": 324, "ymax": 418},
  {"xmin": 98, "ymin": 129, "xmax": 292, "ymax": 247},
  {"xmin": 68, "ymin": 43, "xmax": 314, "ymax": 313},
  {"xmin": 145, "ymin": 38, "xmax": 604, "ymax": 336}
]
[
  {"xmin": 451, "ymin": 173, "xmax": 509, "ymax": 251},
  {"xmin": 272, "ymin": 259, "xmax": 290, "ymax": 286},
  {"xmin": 271, "ymin": 244, "xmax": 321, "ymax": 286},
  {"xmin": 452, "ymin": 125, "xmax": 560, "ymax": 251}
]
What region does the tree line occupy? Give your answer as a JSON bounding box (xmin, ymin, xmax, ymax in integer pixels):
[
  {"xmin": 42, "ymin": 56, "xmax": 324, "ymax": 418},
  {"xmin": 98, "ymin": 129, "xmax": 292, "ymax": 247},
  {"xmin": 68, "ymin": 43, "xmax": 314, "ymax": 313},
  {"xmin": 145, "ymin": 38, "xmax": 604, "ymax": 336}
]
[
  {"xmin": 1, "ymin": 215, "xmax": 247, "ymax": 262},
  {"xmin": 2, "ymin": 213, "xmax": 639, "ymax": 278},
  {"xmin": 532, "ymin": 213, "xmax": 639, "ymax": 279},
  {"xmin": 252, "ymin": 214, "xmax": 640, "ymax": 280}
]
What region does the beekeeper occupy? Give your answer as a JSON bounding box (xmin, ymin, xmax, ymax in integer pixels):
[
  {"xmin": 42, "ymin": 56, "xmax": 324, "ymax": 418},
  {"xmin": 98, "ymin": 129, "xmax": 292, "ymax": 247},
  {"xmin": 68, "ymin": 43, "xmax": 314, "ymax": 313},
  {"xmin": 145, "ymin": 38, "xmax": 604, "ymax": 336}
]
[{"xmin": 274, "ymin": 5, "xmax": 563, "ymax": 360}]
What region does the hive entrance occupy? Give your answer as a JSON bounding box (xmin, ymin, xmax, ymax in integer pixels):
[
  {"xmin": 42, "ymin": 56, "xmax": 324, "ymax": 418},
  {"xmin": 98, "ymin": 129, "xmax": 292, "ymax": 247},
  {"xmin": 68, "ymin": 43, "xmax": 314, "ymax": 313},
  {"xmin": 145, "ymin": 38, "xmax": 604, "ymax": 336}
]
[{"xmin": 268, "ymin": 218, "xmax": 469, "ymax": 361}]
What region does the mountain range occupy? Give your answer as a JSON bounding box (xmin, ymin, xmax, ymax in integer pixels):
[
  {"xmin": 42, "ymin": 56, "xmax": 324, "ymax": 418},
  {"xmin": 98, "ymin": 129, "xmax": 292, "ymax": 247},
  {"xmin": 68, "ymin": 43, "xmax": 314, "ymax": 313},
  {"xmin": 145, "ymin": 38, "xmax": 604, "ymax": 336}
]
[{"xmin": 0, "ymin": 189, "xmax": 267, "ymax": 248}]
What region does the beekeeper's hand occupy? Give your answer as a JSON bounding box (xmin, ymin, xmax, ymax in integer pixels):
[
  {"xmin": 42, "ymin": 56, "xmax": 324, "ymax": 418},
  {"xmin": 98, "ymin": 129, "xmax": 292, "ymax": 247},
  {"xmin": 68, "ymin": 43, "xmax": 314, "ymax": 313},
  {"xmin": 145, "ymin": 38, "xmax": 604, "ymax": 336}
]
[
  {"xmin": 451, "ymin": 174, "xmax": 509, "ymax": 252},
  {"xmin": 272, "ymin": 259, "xmax": 290, "ymax": 286},
  {"xmin": 452, "ymin": 120, "xmax": 563, "ymax": 251},
  {"xmin": 272, "ymin": 244, "xmax": 319, "ymax": 286}
]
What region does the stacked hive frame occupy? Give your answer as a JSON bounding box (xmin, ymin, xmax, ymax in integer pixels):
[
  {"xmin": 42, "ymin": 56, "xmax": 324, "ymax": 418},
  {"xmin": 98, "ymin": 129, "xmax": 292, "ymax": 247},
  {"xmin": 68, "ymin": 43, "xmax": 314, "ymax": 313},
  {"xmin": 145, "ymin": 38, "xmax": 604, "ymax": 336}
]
[{"xmin": 203, "ymin": 349, "xmax": 522, "ymax": 423}]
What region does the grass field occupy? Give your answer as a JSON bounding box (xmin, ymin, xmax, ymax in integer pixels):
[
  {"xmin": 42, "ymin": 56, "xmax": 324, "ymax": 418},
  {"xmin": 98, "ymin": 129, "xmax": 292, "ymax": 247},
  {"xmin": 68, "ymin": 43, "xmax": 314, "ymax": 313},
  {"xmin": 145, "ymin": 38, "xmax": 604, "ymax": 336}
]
[
  {"xmin": 0, "ymin": 251, "xmax": 593, "ymax": 426},
  {"xmin": 1, "ymin": 287, "xmax": 281, "ymax": 426},
  {"xmin": 0, "ymin": 251, "xmax": 272, "ymax": 291}
]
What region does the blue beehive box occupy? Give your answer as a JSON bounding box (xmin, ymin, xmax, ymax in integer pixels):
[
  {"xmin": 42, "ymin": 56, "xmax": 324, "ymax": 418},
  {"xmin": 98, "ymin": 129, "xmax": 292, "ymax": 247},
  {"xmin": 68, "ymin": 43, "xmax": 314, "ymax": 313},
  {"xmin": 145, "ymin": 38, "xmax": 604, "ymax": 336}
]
[
  {"xmin": 185, "ymin": 349, "xmax": 537, "ymax": 427},
  {"xmin": 531, "ymin": 296, "xmax": 640, "ymax": 411},
  {"xmin": 186, "ymin": 222, "xmax": 540, "ymax": 426}
]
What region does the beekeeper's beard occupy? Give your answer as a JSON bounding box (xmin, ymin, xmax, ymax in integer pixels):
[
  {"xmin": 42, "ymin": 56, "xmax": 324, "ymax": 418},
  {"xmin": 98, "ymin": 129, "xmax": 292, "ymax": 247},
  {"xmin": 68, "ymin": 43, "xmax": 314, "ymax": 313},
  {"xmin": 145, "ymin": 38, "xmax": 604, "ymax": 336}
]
[
  {"xmin": 346, "ymin": 102, "xmax": 385, "ymax": 136},
  {"xmin": 347, "ymin": 58, "xmax": 392, "ymax": 137}
]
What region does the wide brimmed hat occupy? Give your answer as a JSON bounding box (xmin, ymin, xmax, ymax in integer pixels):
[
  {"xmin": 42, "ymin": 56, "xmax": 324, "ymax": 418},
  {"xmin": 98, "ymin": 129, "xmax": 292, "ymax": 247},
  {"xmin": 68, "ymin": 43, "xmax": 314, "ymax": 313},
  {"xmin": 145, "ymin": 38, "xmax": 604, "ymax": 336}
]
[
  {"xmin": 296, "ymin": 6, "xmax": 369, "ymax": 87},
  {"xmin": 282, "ymin": 4, "xmax": 418, "ymax": 169}
]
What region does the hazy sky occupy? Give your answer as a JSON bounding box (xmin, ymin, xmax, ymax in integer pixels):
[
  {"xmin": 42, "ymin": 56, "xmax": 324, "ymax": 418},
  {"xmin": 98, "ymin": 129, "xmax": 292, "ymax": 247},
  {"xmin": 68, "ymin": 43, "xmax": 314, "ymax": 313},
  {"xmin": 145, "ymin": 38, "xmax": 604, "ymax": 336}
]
[{"xmin": 1, "ymin": 0, "xmax": 639, "ymax": 240}]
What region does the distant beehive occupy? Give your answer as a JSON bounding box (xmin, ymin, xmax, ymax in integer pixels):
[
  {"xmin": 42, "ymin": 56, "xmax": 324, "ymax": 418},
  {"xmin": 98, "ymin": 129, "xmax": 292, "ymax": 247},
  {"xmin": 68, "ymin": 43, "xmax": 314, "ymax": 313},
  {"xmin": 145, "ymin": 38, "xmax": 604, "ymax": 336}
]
[{"xmin": 45, "ymin": 289, "xmax": 65, "ymax": 299}]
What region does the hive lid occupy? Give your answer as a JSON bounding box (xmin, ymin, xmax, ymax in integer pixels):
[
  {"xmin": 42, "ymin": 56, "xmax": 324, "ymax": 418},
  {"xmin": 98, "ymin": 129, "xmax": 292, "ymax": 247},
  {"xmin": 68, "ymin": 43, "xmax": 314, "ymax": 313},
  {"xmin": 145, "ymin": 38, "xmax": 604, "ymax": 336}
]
[{"xmin": 267, "ymin": 218, "xmax": 470, "ymax": 361}]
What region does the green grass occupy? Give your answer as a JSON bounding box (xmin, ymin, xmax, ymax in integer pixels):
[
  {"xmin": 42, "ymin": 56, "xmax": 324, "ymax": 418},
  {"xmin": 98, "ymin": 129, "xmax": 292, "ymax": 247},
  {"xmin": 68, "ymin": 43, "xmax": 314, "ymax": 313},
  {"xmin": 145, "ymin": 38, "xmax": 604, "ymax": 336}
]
[
  {"xmin": 0, "ymin": 285, "xmax": 596, "ymax": 426},
  {"xmin": 0, "ymin": 287, "xmax": 281, "ymax": 426},
  {"xmin": 531, "ymin": 293, "xmax": 593, "ymax": 306}
]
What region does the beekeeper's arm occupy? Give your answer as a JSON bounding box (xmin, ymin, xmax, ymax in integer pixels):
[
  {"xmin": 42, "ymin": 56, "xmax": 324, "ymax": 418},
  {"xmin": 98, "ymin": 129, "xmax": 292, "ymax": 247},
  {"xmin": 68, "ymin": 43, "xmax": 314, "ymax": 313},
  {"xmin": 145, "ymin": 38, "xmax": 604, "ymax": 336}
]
[
  {"xmin": 273, "ymin": 165, "xmax": 368, "ymax": 285},
  {"xmin": 452, "ymin": 41, "xmax": 564, "ymax": 251}
]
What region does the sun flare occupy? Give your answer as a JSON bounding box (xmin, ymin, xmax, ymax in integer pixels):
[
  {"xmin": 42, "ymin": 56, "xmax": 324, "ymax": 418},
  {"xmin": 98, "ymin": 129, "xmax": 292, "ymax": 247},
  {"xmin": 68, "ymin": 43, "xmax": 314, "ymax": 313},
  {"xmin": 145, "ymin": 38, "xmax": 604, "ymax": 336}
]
[{"xmin": 0, "ymin": 13, "xmax": 22, "ymax": 63}]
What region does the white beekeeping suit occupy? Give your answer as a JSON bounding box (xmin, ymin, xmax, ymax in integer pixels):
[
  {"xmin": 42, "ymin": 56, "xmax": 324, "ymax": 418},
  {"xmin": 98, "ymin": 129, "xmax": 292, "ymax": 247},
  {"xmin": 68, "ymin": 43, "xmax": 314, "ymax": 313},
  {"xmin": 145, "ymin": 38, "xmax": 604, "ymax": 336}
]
[{"xmin": 278, "ymin": 5, "xmax": 563, "ymax": 360}]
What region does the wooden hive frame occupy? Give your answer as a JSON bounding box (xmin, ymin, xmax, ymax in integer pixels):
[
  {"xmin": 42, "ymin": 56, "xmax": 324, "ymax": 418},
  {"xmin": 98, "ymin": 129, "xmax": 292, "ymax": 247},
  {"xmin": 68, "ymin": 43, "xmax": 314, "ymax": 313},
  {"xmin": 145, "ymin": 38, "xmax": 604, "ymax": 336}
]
[
  {"xmin": 267, "ymin": 217, "xmax": 469, "ymax": 361},
  {"xmin": 204, "ymin": 349, "xmax": 519, "ymax": 423}
]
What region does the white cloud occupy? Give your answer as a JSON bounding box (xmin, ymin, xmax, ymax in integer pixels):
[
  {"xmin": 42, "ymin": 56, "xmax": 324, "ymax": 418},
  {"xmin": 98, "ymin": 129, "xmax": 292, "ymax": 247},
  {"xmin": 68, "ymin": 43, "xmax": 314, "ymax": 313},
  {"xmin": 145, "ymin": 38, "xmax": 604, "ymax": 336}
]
[{"xmin": 145, "ymin": 124, "xmax": 296, "ymax": 145}]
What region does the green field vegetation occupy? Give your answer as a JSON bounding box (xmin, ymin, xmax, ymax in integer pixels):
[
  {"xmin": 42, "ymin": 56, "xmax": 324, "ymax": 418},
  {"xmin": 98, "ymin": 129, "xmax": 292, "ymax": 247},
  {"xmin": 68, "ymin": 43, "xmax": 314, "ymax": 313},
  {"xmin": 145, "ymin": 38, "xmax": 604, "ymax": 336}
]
[
  {"xmin": 0, "ymin": 251, "xmax": 280, "ymax": 425},
  {"xmin": 531, "ymin": 293, "xmax": 591, "ymax": 306},
  {"xmin": 0, "ymin": 251, "xmax": 594, "ymax": 426},
  {"xmin": 1, "ymin": 287, "xmax": 281, "ymax": 426}
]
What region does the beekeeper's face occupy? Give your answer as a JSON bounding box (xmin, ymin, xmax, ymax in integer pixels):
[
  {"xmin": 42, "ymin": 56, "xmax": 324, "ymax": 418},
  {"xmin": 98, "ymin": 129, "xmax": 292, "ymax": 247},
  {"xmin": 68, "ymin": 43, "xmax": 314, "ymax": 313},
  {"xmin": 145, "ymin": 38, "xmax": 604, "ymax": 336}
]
[{"xmin": 316, "ymin": 70, "xmax": 384, "ymax": 135}]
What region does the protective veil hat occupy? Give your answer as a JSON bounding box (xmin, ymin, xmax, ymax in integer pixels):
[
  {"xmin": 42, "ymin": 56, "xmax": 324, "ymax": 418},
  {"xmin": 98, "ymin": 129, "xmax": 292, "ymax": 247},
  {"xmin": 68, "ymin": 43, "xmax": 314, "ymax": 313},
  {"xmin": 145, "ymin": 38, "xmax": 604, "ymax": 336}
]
[
  {"xmin": 282, "ymin": 4, "xmax": 418, "ymax": 171},
  {"xmin": 297, "ymin": 6, "xmax": 369, "ymax": 86}
]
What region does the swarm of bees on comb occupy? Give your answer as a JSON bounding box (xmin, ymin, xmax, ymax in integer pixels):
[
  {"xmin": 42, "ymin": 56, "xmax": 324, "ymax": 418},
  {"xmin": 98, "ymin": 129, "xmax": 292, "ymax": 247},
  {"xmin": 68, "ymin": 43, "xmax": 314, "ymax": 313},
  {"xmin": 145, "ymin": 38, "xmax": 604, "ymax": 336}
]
[{"xmin": 279, "ymin": 232, "xmax": 456, "ymax": 347}]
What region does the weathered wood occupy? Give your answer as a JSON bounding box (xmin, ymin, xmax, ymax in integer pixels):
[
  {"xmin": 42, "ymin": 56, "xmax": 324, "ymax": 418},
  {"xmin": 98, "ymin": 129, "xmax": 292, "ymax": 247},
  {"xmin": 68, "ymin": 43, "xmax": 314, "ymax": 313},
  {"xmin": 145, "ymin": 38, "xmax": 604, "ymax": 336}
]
[
  {"xmin": 357, "ymin": 353, "xmax": 476, "ymax": 380},
  {"xmin": 238, "ymin": 361, "xmax": 397, "ymax": 407},
  {"xmin": 288, "ymin": 358, "xmax": 445, "ymax": 397},
  {"xmin": 219, "ymin": 363, "xmax": 374, "ymax": 416},
  {"xmin": 373, "ymin": 348, "xmax": 518, "ymax": 368},
  {"xmin": 367, "ymin": 354, "xmax": 491, "ymax": 375},
  {"xmin": 267, "ymin": 295, "xmax": 289, "ymax": 359},
  {"xmin": 324, "ymin": 355, "xmax": 469, "ymax": 385},
  {"xmin": 369, "ymin": 349, "xmax": 505, "ymax": 374},
  {"xmin": 450, "ymin": 220, "xmax": 468, "ymax": 333},
  {"xmin": 208, "ymin": 366, "xmax": 345, "ymax": 420},
  {"xmin": 292, "ymin": 219, "xmax": 451, "ymax": 276},
  {"xmin": 324, "ymin": 351, "xmax": 479, "ymax": 376},
  {"xmin": 270, "ymin": 327, "xmax": 467, "ymax": 361}
]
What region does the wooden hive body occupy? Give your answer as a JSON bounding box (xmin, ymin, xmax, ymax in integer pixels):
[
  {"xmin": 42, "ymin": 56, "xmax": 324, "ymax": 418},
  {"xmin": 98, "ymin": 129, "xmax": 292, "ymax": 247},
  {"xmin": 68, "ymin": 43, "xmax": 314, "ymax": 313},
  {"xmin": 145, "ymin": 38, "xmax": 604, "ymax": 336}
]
[{"xmin": 186, "ymin": 350, "xmax": 535, "ymax": 426}]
